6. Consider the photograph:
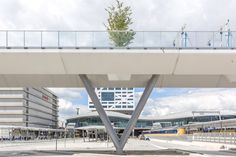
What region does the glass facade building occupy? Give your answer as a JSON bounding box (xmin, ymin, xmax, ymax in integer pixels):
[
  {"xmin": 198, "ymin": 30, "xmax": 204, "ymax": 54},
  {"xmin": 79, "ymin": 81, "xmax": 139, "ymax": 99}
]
[{"xmin": 67, "ymin": 111, "xmax": 236, "ymax": 130}]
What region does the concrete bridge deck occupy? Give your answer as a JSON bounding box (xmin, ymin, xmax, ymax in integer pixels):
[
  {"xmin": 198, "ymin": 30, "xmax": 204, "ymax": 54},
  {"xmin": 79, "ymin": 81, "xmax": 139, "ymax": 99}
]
[{"xmin": 0, "ymin": 49, "xmax": 236, "ymax": 88}]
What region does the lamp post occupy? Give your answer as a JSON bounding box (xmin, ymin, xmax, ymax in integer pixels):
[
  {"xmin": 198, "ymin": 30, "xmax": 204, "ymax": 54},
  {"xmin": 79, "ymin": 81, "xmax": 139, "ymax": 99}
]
[{"xmin": 76, "ymin": 107, "xmax": 80, "ymax": 115}]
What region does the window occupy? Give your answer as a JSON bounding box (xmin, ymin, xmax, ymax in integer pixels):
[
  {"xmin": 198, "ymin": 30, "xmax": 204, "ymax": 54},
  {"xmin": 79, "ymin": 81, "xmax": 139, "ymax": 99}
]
[
  {"xmin": 128, "ymin": 106, "xmax": 133, "ymax": 108},
  {"xmin": 116, "ymin": 88, "xmax": 121, "ymax": 90},
  {"xmin": 101, "ymin": 92, "xmax": 114, "ymax": 101},
  {"xmin": 116, "ymin": 105, "xmax": 121, "ymax": 108}
]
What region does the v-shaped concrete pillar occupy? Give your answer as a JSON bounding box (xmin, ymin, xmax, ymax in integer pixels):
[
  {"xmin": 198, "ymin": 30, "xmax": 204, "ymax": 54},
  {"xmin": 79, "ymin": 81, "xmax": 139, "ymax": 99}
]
[
  {"xmin": 79, "ymin": 74, "xmax": 121, "ymax": 151},
  {"xmin": 119, "ymin": 75, "xmax": 159, "ymax": 150},
  {"xmin": 79, "ymin": 74, "xmax": 159, "ymax": 154}
]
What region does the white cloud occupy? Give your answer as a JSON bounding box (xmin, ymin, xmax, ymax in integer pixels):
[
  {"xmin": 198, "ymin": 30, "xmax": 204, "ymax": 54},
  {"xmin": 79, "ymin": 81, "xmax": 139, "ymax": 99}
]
[
  {"xmin": 0, "ymin": 0, "xmax": 235, "ymax": 30},
  {"xmin": 50, "ymin": 88, "xmax": 89, "ymax": 126},
  {"xmin": 57, "ymin": 98, "xmax": 76, "ymax": 123},
  {"xmin": 142, "ymin": 89, "xmax": 236, "ymax": 118},
  {"xmin": 50, "ymin": 88, "xmax": 84, "ymax": 101},
  {"xmin": 57, "ymin": 98, "xmax": 90, "ymax": 125}
]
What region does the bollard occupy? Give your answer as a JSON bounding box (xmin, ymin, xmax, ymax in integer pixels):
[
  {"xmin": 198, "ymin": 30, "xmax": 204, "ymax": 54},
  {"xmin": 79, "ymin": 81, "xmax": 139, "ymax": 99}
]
[{"xmin": 55, "ymin": 137, "xmax": 58, "ymax": 151}]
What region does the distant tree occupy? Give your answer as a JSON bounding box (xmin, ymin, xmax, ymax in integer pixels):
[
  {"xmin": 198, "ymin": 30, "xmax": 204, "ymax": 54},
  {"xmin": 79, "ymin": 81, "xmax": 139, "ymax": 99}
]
[{"xmin": 105, "ymin": 0, "xmax": 135, "ymax": 47}]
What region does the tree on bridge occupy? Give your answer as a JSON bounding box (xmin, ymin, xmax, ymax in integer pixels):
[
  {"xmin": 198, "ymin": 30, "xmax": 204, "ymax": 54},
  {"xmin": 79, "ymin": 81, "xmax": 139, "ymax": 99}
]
[{"xmin": 105, "ymin": 0, "xmax": 135, "ymax": 47}]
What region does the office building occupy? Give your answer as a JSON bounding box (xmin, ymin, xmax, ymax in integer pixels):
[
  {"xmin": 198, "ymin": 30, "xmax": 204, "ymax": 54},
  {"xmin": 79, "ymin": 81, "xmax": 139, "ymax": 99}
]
[
  {"xmin": 0, "ymin": 88, "xmax": 58, "ymax": 128},
  {"xmin": 88, "ymin": 88, "xmax": 135, "ymax": 115}
]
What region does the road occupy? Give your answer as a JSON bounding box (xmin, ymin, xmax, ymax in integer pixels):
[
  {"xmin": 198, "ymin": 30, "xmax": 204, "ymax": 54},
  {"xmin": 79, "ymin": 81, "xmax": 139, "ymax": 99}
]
[{"xmin": 149, "ymin": 138, "xmax": 236, "ymax": 156}]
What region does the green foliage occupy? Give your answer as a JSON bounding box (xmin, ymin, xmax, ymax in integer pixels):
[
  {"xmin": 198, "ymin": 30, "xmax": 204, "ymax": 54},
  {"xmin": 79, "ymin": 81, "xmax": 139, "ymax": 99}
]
[{"xmin": 105, "ymin": 0, "xmax": 135, "ymax": 47}]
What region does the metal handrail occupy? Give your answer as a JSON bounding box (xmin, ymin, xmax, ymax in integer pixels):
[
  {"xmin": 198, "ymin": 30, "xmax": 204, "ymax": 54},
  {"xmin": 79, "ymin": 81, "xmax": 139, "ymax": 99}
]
[
  {"xmin": 0, "ymin": 30, "xmax": 235, "ymax": 49},
  {"xmin": 193, "ymin": 132, "xmax": 236, "ymax": 144}
]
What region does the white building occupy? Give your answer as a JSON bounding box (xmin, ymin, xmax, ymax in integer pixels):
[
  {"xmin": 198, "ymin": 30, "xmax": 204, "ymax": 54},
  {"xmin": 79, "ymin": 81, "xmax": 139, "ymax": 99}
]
[{"xmin": 88, "ymin": 88, "xmax": 135, "ymax": 115}]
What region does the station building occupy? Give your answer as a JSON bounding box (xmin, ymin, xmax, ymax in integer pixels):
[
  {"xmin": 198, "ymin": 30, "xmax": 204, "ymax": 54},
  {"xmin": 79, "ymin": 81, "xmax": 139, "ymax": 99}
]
[
  {"xmin": 0, "ymin": 88, "xmax": 58, "ymax": 129},
  {"xmin": 66, "ymin": 110, "xmax": 236, "ymax": 136}
]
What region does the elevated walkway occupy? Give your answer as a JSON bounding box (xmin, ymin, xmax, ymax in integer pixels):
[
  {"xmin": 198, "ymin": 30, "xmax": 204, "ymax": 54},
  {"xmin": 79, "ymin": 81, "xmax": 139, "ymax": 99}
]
[{"xmin": 0, "ymin": 49, "xmax": 236, "ymax": 87}]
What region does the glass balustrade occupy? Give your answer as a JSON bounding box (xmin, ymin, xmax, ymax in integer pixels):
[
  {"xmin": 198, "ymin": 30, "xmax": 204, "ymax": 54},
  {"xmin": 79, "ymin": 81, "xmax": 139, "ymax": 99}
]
[{"xmin": 0, "ymin": 30, "xmax": 234, "ymax": 49}]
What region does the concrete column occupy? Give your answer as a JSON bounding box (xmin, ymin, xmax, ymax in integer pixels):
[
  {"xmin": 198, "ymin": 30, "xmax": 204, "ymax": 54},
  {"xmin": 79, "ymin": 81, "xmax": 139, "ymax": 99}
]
[
  {"xmin": 79, "ymin": 74, "xmax": 121, "ymax": 152},
  {"xmin": 120, "ymin": 75, "xmax": 159, "ymax": 150},
  {"xmin": 79, "ymin": 74, "xmax": 159, "ymax": 154},
  {"xmin": 95, "ymin": 129, "xmax": 98, "ymax": 142},
  {"xmin": 82, "ymin": 130, "xmax": 85, "ymax": 142}
]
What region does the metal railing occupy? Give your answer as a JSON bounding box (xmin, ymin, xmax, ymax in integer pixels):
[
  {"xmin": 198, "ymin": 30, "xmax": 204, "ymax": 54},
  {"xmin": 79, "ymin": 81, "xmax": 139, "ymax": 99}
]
[
  {"xmin": 193, "ymin": 132, "xmax": 236, "ymax": 144},
  {"xmin": 0, "ymin": 30, "xmax": 235, "ymax": 49}
]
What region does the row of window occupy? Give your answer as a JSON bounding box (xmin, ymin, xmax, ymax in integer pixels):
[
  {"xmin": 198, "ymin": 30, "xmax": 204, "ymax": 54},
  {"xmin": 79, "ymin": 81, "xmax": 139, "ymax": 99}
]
[
  {"xmin": 89, "ymin": 100, "xmax": 134, "ymax": 103},
  {"xmin": 89, "ymin": 105, "xmax": 133, "ymax": 109},
  {"xmin": 97, "ymin": 88, "xmax": 133, "ymax": 90},
  {"xmin": 114, "ymin": 92, "xmax": 133, "ymax": 94},
  {"xmin": 115, "ymin": 105, "xmax": 133, "ymax": 108},
  {"xmin": 107, "ymin": 102, "xmax": 131, "ymax": 104}
]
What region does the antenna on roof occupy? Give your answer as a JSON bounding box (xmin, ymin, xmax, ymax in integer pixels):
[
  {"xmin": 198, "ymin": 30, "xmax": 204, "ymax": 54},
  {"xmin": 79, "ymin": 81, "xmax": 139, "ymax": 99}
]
[{"xmin": 76, "ymin": 107, "xmax": 80, "ymax": 115}]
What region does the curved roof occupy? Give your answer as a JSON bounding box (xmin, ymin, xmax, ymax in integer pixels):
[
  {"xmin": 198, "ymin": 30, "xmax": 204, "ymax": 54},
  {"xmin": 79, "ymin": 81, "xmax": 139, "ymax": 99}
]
[
  {"xmin": 68, "ymin": 111, "xmax": 131, "ymax": 120},
  {"xmin": 67, "ymin": 110, "xmax": 236, "ymax": 121},
  {"xmin": 152, "ymin": 110, "xmax": 236, "ymax": 120}
]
